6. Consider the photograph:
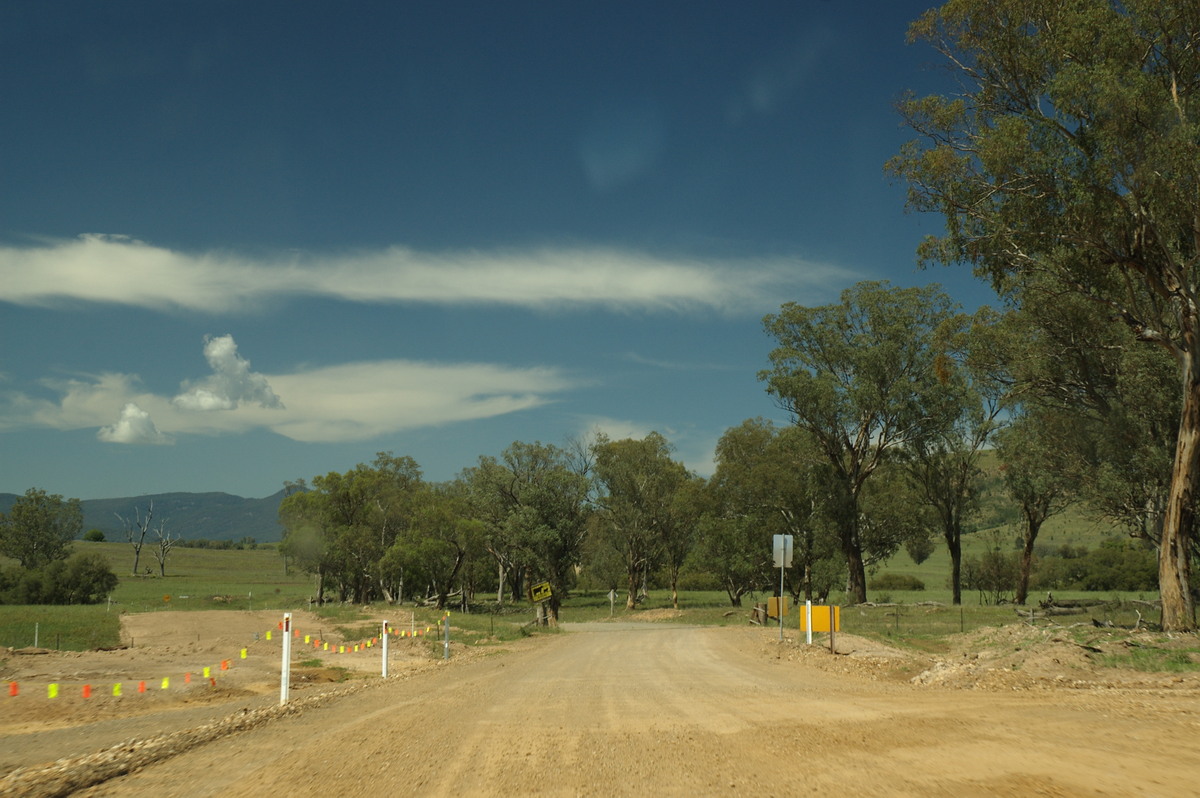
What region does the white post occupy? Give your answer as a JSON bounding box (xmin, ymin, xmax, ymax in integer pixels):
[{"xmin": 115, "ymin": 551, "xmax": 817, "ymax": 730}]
[
  {"xmin": 778, "ymin": 561, "xmax": 786, "ymax": 641},
  {"xmin": 805, "ymin": 600, "xmax": 813, "ymax": 645},
  {"xmin": 381, "ymin": 620, "xmax": 390, "ymax": 678},
  {"xmin": 442, "ymin": 614, "xmax": 450, "ymax": 660},
  {"xmin": 280, "ymin": 613, "xmax": 292, "ymax": 705}
]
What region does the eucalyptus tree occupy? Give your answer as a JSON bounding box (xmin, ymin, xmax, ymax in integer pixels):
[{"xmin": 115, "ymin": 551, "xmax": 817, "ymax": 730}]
[
  {"xmin": 761, "ymin": 281, "xmax": 959, "ymax": 603},
  {"xmin": 890, "ymin": 0, "xmax": 1200, "ymax": 628},
  {"xmin": 279, "ymin": 452, "xmax": 424, "ymax": 604},
  {"xmin": 591, "ymin": 432, "xmax": 692, "ymax": 610},
  {"xmin": 278, "ymin": 488, "xmax": 338, "ymax": 604},
  {"xmin": 463, "ymin": 440, "xmax": 591, "ymax": 621},
  {"xmin": 381, "ymin": 481, "xmax": 483, "ymax": 610},
  {"xmin": 995, "ymin": 408, "xmax": 1076, "ymax": 605},
  {"xmin": 0, "ymin": 488, "xmax": 82, "ymax": 569},
  {"xmin": 901, "ymin": 308, "xmax": 1008, "ymax": 605},
  {"xmin": 697, "ymin": 419, "xmax": 840, "ymax": 605},
  {"xmin": 999, "ymin": 291, "xmax": 1177, "ymax": 545}
]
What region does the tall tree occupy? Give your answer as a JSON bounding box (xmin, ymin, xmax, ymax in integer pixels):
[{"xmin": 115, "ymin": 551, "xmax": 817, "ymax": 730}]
[
  {"xmin": 995, "ymin": 409, "xmax": 1076, "ymax": 605},
  {"xmin": 761, "ymin": 281, "xmax": 958, "ymax": 603},
  {"xmin": 382, "ymin": 482, "xmax": 483, "ymax": 610},
  {"xmin": 890, "ymin": 0, "xmax": 1200, "ymax": 629},
  {"xmin": 901, "ymin": 308, "xmax": 1007, "ymax": 605},
  {"xmin": 591, "ymin": 432, "xmax": 691, "ymax": 610},
  {"xmin": 0, "ymin": 488, "xmax": 82, "ymax": 569},
  {"xmin": 464, "ymin": 441, "xmax": 591, "ymax": 621},
  {"xmin": 278, "ymin": 489, "xmax": 337, "ymax": 604},
  {"xmin": 698, "ymin": 419, "xmax": 840, "ymax": 605}
]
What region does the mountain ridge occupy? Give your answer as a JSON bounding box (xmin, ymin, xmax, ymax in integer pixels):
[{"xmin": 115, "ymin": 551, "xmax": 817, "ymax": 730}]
[{"xmin": 0, "ymin": 490, "xmax": 286, "ymax": 543}]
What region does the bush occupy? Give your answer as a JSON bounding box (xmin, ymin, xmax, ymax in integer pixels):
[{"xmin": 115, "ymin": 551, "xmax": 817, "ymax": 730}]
[
  {"xmin": 83, "ymin": 529, "xmax": 106, "ymax": 542},
  {"xmin": 868, "ymin": 573, "xmax": 925, "ymax": 591},
  {"xmin": 0, "ymin": 552, "xmax": 119, "ymax": 605},
  {"xmin": 1031, "ymin": 538, "xmax": 1157, "ymax": 592}
]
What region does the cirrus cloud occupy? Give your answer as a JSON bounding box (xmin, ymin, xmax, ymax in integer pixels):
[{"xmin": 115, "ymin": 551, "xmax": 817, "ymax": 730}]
[{"xmin": 0, "ymin": 234, "xmax": 854, "ymax": 315}]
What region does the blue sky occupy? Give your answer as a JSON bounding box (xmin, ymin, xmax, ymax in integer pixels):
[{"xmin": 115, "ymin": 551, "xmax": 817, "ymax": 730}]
[{"xmin": 0, "ymin": 1, "xmax": 993, "ymax": 500}]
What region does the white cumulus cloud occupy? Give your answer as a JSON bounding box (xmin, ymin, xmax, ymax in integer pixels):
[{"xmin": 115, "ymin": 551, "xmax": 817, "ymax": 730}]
[
  {"xmin": 97, "ymin": 402, "xmax": 172, "ymax": 445},
  {"xmin": 173, "ymin": 334, "xmax": 283, "ymax": 411}
]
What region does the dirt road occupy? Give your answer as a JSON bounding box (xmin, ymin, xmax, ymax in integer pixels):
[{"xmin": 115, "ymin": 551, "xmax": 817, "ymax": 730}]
[{"xmin": 21, "ymin": 621, "xmax": 1194, "ymax": 797}]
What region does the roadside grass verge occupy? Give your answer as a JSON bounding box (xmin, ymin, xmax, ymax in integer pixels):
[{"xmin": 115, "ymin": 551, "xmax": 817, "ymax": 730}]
[
  {"xmin": 0, "ymin": 604, "xmax": 122, "ymax": 651},
  {"xmin": 1095, "ymin": 642, "xmax": 1200, "ymax": 672}
]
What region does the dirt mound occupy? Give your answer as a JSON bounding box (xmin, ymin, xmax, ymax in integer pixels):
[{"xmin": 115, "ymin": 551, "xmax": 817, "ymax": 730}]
[{"xmin": 912, "ymin": 623, "xmax": 1200, "ymax": 691}]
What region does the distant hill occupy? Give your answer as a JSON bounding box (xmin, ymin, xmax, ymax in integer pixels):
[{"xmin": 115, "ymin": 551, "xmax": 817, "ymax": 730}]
[{"xmin": 0, "ymin": 491, "xmax": 286, "ymax": 543}]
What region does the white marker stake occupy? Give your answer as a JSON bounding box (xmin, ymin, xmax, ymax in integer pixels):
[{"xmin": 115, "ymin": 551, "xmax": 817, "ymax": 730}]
[
  {"xmin": 382, "ymin": 620, "xmax": 390, "ymax": 678},
  {"xmin": 280, "ymin": 613, "xmax": 292, "ymax": 705},
  {"xmin": 806, "ymin": 600, "xmax": 813, "ymax": 645}
]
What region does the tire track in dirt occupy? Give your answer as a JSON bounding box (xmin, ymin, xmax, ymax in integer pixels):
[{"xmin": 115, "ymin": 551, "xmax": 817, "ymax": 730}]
[{"xmin": 19, "ymin": 623, "xmax": 1200, "ymax": 797}]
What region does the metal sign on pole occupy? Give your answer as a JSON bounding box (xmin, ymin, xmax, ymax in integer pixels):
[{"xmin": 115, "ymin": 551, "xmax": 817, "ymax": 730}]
[
  {"xmin": 280, "ymin": 613, "xmax": 292, "ymax": 705},
  {"xmin": 772, "ymin": 534, "xmax": 793, "ymax": 641}
]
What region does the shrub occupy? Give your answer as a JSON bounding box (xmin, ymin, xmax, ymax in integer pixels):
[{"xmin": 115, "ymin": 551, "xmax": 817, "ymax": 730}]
[
  {"xmin": 868, "ymin": 573, "xmax": 925, "ymax": 591},
  {"xmin": 83, "ymin": 529, "xmax": 106, "ymax": 542},
  {"xmin": 0, "ymin": 552, "xmax": 119, "ymax": 605}
]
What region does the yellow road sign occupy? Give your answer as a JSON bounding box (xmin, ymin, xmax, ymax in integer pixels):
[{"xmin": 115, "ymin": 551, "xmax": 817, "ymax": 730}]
[
  {"xmin": 531, "ymin": 581, "xmax": 552, "ymax": 602},
  {"xmin": 799, "ymin": 605, "xmax": 841, "ymax": 632}
]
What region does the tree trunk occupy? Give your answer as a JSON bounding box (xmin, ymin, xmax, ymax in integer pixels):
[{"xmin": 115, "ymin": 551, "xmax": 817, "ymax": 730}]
[
  {"xmin": 948, "ymin": 529, "xmax": 962, "ymax": 606},
  {"xmin": 1014, "ymin": 516, "xmax": 1042, "ymax": 606},
  {"xmin": 843, "ymin": 531, "xmax": 867, "ymax": 604},
  {"xmin": 838, "ymin": 489, "xmax": 868, "ymax": 604},
  {"xmin": 1160, "ymin": 363, "xmax": 1200, "ymax": 631}
]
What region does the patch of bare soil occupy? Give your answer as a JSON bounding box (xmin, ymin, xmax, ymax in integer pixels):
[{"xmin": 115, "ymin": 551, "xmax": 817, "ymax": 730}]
[
  {"xmin": 5, "ymin": 612, "xmax": 1200, "ymax": 797},
  {"xmin": 0, "ymin": 610, "xmax": 444, "ymax": 778}
]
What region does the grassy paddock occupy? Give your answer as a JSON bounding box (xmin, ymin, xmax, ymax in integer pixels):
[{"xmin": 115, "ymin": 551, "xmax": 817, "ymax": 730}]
[
  {"xmin": 0, "ymin": 544, "xmax": 1180, "ymax": 665},
  {"xmin": 0, "ymin": 604, "xmax": 122, "ymax": 650},
  {"xmin": 76, "ymin": 541, "xmax": 315, "ymax": 614}
]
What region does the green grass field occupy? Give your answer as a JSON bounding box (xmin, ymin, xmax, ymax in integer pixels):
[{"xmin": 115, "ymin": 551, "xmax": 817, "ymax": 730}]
[{"xmin": 0, "ymin": 525, "xmax": 1173, "ymax": 658}]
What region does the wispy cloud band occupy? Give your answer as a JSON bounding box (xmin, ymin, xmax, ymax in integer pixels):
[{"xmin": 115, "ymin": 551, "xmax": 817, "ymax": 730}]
[
  {"xmin": 0, "ymin": 234, "xmax": 851, "ymax": 315},
  {"xmin": 0, "ymin": 358, "xmax": 575, "ymax": 444}
]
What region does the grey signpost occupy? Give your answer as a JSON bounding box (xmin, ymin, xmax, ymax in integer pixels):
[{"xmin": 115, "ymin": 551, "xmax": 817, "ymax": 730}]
[{"xmin": 772, "ymin": 534, "xmax": 793, "ymax": 641}]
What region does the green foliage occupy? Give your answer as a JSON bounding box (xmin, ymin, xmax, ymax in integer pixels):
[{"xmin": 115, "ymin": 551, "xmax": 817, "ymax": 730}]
[
  {"xmin": 761, "ymin": 281, "xmax": 961, "ymax": 603},
  {"xmin": 464, "ymin": 440, "xmax": 592, "ymax": 618},
  {"xmin": 1033, "ymin": 539, "xmax": 1158, "ymax": 592},
  {"xmin": 904, "ymin": 534, "xmax": 936, "ymax": 565},
  {"xmin": 962, "ymin": 549, "xmax": 1020, "ymax": 605},
  {"xmin": 869, "ymin": 573, "xmax": 925, "ymax": 592},
  {"xmin": 891, "ymin": 0, "xmax": 1200, "ymax": 629},
  {"xmin": 83, "ymin": 529, "xmax": 106, "ymax": 542},
  {"xmin": 0, "ymin": 488, "xmax": 83, "ymax": 568},
  {"xmin": 0, "ymin": 552, "xmax": 119, "ymax": 605},
  {"xmin": 591, "ymin": 432, "xmax": 693, "ymax": 609}
]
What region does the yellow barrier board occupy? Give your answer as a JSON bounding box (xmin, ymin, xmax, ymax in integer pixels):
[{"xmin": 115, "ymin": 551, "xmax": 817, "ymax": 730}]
[
  {"xmin": 798, "ymin": 605, "xmax": 841, "ymax": 632},
  {"xmin": 767, "ymin": 596, "xmax": 790, "ymax": 619}
]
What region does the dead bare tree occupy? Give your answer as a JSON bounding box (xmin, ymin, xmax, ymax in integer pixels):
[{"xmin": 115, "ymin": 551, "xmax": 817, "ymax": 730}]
[
  {"xmin": 151, "ymin": 515, "xmax": 178, "ymax": 577},
  {"xmin": 118, "ymin": 502, "xmax": 153, "ymax": 576}
]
